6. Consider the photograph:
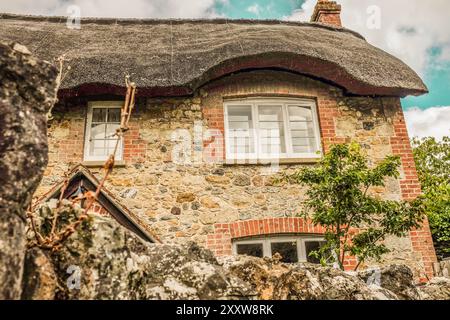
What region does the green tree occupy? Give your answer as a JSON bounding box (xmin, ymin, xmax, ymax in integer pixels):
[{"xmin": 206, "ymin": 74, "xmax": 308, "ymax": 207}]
[
  {"xmin": 286, "ymin": 143, "xmax": 425, "ymax": 270},
  {"xmin": 412, "ymin": 137, "xmax": 450, "ymax": 258}
]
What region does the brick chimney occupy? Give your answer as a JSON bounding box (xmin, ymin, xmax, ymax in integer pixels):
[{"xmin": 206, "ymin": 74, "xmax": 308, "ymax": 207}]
[{"xmin": 310, "ymin": 0, "xmax": 342, "ymax": 27}]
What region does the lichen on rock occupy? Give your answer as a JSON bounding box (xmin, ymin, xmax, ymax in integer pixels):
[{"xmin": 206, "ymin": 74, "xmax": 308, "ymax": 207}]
[
  {"xmin": 0, "ymin": 41, "xmax": 58, "ymax": 299},
  {"xmin": 23, "ymin": 203, "xmax": 256, "ymax": 300}
]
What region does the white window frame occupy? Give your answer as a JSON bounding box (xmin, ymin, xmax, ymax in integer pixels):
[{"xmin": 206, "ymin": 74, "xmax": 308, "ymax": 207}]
[
  {"xmin": 232, "ymin": 235, "xmax": 326, "ymax": 263},
  {"xmin": 84, "ymin": 101, "xmax": 124, "ymax": 162},
  {"xmin": 224, "ymin": 98, "xmax": 322, "ymax": 162}
]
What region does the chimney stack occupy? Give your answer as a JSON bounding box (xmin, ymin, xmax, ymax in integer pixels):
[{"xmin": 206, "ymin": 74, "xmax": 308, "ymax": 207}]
[{"xmin": 310, "ymin": 0, "xmax": 342, "ymax": 27}]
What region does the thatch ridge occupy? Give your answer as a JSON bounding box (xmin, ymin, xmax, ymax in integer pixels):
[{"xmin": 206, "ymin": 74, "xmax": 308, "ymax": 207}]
[{"xmin": 0, "ymin": 13, "xmax": 365, "ymax": 38}]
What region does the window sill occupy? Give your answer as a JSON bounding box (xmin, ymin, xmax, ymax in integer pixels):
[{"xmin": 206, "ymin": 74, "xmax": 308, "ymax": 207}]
[
  {"xmin": 224, "ymin": 157, "xmax": 321, "ymax": 165},
  {"xmin": 82, "ymin": 160, "xmax": 126, "ymax": 168}
]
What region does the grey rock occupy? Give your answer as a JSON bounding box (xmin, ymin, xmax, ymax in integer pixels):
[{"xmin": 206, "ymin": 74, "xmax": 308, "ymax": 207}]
[
  {"xmin": 160, "ymin": 214, "xmax": 175, "ymax": 221},
  {"xmin": 358, "ymin": 264, "xmax": 420, "ymax": 300},
  {"xmin": 212, "ymin": 168, "xmax": 224, "ymax": 176},
  {"xmin": 23, "ymin": 211, "xmax": 256, "ymax": 300},
  {"xmin": 21, "ymin": 248, "xmax": 57, "ymax": 300},
  {"xmin": 0, "ymin": 41, "xmax": 57, "ymax": 299},
  {"xmin": 211, "ymin": 187, "xmax": 223, "ymax": 195},
  {"xmin": 171, "ymin": 207, "xmax": 181, "ymax": 215},
  {"xmin": 191, "ymin": 201, "xmax": 201, "ymax": 210},
  {"xmin": 417, "ymin": 277, "xmax": 450, "ymax": 300},
  {"xmin": 220, "ymin": 255, "xmax": 392, "ymax": 300},
  {"xmin": 119, "ymin": 188, "xmax": 138, "ymax": 199},
  {"xmin": 233, "ymin": 174, "xmax": 251, "ymax": 186}
]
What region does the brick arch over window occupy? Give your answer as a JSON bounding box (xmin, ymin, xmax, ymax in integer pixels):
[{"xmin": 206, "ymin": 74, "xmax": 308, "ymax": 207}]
[{"xmin": 206, "ymin": 217, "xmax": 358, "ymax": 270}]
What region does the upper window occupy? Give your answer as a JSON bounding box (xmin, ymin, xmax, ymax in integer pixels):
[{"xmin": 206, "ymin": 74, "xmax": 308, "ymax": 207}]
[
  {"xmin": 84, "ymin": 102, "xmax": 123, "ymax": 161},
  {"xmin": 224, "ymin": 98, "xmax": 321, "ymax": 161},
  {"xmin": 233, "ymin": 235, "xmax": 326, "ymax": 264}
]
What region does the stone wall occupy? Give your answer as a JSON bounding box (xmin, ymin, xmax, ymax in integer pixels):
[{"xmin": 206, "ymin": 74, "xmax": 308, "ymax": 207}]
[
  {"xmin": 35, "ymin": 70, "xmax": 437, "ymax": 280},
  {"xmin": 22, "ymin": 209, "xmax": 450, "ymax": 300}
]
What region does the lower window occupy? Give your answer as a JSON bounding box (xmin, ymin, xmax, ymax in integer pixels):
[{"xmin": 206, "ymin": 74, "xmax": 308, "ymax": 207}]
[{"xmin": 233, "ymin": 235, "xmax": 326, "ymax": 264}]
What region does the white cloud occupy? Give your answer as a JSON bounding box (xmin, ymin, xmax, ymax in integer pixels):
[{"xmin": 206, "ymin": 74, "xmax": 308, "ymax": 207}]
[
  {"xmin": 285, "ymin": 0, "xmax": 450, "ymax": 77},
  {"xmin": 247, "ymin": 3, "xmax": 261, "ymax": 16},
  {"xmin": 0, "ymin": 0, "xmax": 220, "ymax": 18},
  {"xmin": 404, "ymin": 107, "xmax": 450, "ymax": 140}
]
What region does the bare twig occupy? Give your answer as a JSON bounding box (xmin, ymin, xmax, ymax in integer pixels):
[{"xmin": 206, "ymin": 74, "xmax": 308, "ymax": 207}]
[
  {"xmin": 26, "ymin": 204, "xmax": 44, "ymax": 246},
  {"xmin": 47, "ymin": 55, "xmax": 71, "ymax": 121},
  {"xmin": 27, "ymin": 76, "xmax": 137, "ymax": 251}
]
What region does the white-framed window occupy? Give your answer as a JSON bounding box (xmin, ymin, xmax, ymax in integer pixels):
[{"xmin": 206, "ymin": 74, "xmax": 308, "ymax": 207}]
[
  {"xmin": 224, "ymin": 98, "xmax": 322, "ymax": 161},
  {"xmin": 233, "ymin": 235, "xmax": 326, "ymax": 264},
  {"xmin": 84, "ymin": 101, "xmax": 123, "ymax": 161}
]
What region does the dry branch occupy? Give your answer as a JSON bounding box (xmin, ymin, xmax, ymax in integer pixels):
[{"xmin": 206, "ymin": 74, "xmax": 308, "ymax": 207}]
[{"xmin": 27, "ymin": 76, "xmax": 137, "ymax": 251}]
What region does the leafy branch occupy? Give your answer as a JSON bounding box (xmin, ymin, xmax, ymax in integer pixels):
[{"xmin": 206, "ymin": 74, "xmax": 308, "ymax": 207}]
[
  {"xmin": 284, "ymin": 142, "xmax": 425, "ymax": 270},
  {"xmin": 412, "ymin": 136, "xmax": 450, "ymax": 258}
]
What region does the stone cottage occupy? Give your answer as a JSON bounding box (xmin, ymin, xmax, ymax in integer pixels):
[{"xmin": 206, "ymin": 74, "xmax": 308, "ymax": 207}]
[{"xmin": 0, "ymin": 0, "xmax": 438, "ymax": 280}]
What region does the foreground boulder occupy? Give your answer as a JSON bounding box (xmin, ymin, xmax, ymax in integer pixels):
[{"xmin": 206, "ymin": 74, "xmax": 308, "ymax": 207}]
[
  {"xmin": 220, "ymin": 255, "xmax": 398, "ymax": 300},
  {"xmin": 357, "ymin": 265, "xmax": 421, "ymax": 300},
  {"xmin": 0, "ymin": 42, "xmax": 57, "ymax": 299},
  {"xmin": 417, "ymin": 278, "xmax": 450, "ymax": 300}
]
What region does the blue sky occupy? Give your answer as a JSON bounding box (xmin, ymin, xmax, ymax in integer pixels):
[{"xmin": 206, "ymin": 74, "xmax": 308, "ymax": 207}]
[
  {"xmin": 215, "ymin": 0, "xmax": 302, "ymax": 20},
  {"xmin": 402, "ymin": 58, "xmax": 450, "ymax": 110},
  {"xmin": 1, "ymin": 0, "xmax": 449, "ymax": 138}
]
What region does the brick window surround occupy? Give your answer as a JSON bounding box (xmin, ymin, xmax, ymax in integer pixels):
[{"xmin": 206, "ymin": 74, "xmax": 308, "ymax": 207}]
[
  {"xmin": 206, "ymin": 217, "xmax": 358, "ymax": 270},
  {"xmin": 52, "ymin": 100, "xmax": 146, "ymax": 165}
]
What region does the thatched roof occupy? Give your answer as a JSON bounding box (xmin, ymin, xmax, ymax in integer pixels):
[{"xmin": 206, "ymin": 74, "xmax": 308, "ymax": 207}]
[{"xmin": 0, "ymin": 13, "xmax": 427, "ymax": 97}]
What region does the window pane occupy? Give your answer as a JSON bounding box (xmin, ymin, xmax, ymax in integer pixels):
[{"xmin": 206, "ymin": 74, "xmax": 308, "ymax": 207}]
[
  {"xmin": 236, "ymin": 243, "xmax": 263, "ymax": 258},
  {"xmin": 288, "ymin": 106, "xmax": 312, "ymax": 121},
  {"xmin": 108, "ymin": 108, "xmax": 121, "ymax": 123},
  {"xmin": 106, "ymin": 139, "xmax": 119, "ymax": 153},
  {"xmin": 229, "ymin": 121, "xmax": 251, "ymax": 130},
  {"xmin": 227, "ymin": 106, "xmax": 254, "ymax": 156},
  {"xmin": 260, "ymin": 129, "xmax": 285, "ymax": 154},
  {"xmin": 91, "ymin": 140, "xmax": 106, "ymax": 149},
  {"xmin": 106, "ymin": 123, "xmax": 120, "ymax": 139},
  {"xmin": 291, "ymin": 122, "xmax": 315, "ymax": 137},
  {"xmin": 90, "ymin": 123, "xmax": 106, "ymax": 140},
  {"xmin": 292, "ymin": 138, "xmax": 317, "ymax": 153},
  {"xmin": 270, "ymin": 241, "xmax": 298, "ymax": 263},
  {"xmin": 92, "ymin": 148, "xmax": 107, "ymax": 156},
  {"xmin": 305, "ymin": 241, "xmax": 326, "ymax": 264},
  {"xmin": 289, "ymin": 121, "xmax": 309, "ymax": 131},
  {"xmin": 288, "ymin": 106, "xmax": 317, "ymax": 154},
  {"xmin": 92, "ymin": 108, "xmax": 107, "ymax": 122},
  {"xmin": 258, "ymin": 106, "xmax": 286, "ymax": 154},
  {"xmin": 89, "ymin": 139, "xmax": 106, "ymax": 156}
]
